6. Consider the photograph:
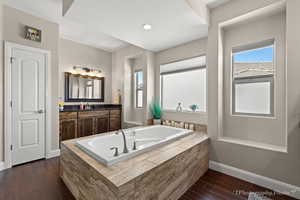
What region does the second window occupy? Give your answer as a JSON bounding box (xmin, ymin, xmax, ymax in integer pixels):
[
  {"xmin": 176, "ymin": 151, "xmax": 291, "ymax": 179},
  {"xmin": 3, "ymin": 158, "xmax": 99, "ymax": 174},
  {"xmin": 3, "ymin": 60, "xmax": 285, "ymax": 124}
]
[{"xmin": 232, "ymin": 40, "xmax": 275, "ymax": 116}]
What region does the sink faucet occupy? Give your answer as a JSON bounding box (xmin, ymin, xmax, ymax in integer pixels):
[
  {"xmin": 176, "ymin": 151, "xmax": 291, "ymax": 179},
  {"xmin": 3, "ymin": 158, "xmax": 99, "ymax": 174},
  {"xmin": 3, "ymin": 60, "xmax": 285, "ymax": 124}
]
[
  {"xmin": 115, "ymin": 129, "xmax": 129, "ymax": 153},
  {"xmin": 85, "ymin": 103, "xmax": 91, "ymax": 110}
]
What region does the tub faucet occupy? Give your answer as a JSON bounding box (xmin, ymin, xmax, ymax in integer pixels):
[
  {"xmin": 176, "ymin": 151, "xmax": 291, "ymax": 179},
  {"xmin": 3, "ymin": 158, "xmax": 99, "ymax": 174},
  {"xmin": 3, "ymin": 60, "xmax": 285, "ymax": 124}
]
[
  {"xmin": 115, "ymin": 129, "xmax": 129, "ymax": 153},
  {"xmin": 132, "ymin": 131, "xmax": 137, "ymax": 150},
  {"xmin": 133, "ymin": 141, "xmax": 137, "ymax": 151},
  {"xmin": 110, "ymin": 147, "xmax": 119, "ymax": 157}
]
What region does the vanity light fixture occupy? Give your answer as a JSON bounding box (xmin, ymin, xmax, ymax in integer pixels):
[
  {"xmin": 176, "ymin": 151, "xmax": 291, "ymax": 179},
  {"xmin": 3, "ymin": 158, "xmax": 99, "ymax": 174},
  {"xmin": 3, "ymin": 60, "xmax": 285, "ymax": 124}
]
[
  {"xmin": 143, "ymin": 24, "xmax": 152, "ymax": 31},
  {"xmin": 71, "ymin": 66, "xmax": 103, "ymax": 77},
  {"xmin": 88, "ymin": 69, "xmax": 103, "ymax": 77}
]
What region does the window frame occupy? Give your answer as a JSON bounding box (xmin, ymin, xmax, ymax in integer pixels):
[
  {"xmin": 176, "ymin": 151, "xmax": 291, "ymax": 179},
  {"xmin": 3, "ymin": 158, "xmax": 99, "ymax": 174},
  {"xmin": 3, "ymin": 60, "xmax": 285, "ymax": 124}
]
[
  {"xmin": 135, "ymin": 70, "xmax": 143, "ymax": 109},
  {"xmin": 231, "ymin": 40, "xmax": 275, "ymax": 117},
  {"xmin": 160, "ymin": 66, "xmax": 206, "ymax": 112}
]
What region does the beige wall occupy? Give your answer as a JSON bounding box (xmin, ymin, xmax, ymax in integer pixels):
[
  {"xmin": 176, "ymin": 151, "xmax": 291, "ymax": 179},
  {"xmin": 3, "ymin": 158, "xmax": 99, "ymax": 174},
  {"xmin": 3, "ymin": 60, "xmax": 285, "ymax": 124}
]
[
  {"xmin": 123, "ymin": 58, "xmax": 133, "ymax": 123},
  {"xmin": 62, "ymin": 0, "xmax": 74, "ymax": 16},
  {"xmin": 112, "ymin": 45, "xmax": 155, "ymax": 125},
  {"xmin": 112, "ymin": 45, "xmax": 146, "ymax": 124},
  {"xmin": 222, "ymin": 12, "xmax": 286, "ymax": 147},
  {"xmin": 112, "ymin": 45, "xmax": 145, "ymax": 101},
  {"xmin": 145, "ymin": 51, "xmax": 155, "ymax": 121},
  {"xmin": 208, "ymin": 0, "xmax": 300, "ymax": 187},
  {"xmin": 155, "ymin": 39, "xmax": 208, "ymax": 124},
  {"xmin": 112, "ymin": 45, "xmax": 145, "ymax": 125},
  {"xmin": 2, "ymin": 6, "xmax": 60, "ymax": 154},
  {"xmin": 0, "ymin": 3, "xmax": 3, "ymax": 161},
  {"xmin": 59, "ymin": 38, "xmax": 113, "ymax": 104},
  {"xmin": 128, "ymin": 55, "xmax": 145, "ymax": 123}
]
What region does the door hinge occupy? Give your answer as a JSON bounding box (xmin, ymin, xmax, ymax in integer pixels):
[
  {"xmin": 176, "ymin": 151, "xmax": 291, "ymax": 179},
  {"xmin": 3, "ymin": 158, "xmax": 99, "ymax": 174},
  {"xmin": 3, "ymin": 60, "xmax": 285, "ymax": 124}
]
[
  {"xmin": 10, "ymin": 57, "xmax": 14, "ymax": 64},
  {"xmin": 10, "ymin": 145, "xmax": 13, "ymax": 151},
  {"xmin": 10, "ymin": 101, "xmax": 12, "ymax": 107}
]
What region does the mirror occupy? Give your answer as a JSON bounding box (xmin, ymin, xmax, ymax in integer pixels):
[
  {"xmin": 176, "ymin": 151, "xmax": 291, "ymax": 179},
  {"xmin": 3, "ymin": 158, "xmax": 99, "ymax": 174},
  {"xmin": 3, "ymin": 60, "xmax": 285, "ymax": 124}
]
[{"xmin": 65, "ymin": 72, "xmax": 105, "ymax": 102}]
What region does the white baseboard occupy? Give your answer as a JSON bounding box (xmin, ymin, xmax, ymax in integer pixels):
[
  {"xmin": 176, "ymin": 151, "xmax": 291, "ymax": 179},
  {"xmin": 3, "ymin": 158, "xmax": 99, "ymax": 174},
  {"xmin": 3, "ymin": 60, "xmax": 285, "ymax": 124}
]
[
  {"xmin": 209, "ymin": 161, "xmax": 300, "ymax": 199},
  {"xmin": 0, "ymin": 150, "xmax": 61, "ymax": 171},
  {"xmin": 0, "ymin": 161, "xmax": 5, "ymax": 172},
  {"xmin": 46, "ymin": 149, "xmax": 60, "ymax": 159}
]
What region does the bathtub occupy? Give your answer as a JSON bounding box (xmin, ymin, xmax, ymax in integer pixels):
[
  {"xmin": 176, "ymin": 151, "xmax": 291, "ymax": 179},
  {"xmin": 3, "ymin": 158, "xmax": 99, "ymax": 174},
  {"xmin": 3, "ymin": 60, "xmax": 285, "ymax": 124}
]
[{"xmin": 76, "ymin": 125, "xmax": 193, "ymax": 166}]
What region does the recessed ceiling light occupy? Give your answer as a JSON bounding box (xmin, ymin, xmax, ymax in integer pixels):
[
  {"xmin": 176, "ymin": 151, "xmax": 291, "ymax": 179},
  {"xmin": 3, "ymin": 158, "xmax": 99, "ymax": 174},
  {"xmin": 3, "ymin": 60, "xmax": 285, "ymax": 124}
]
[{"xmin": 143, "ymin": 24, "xmax": 152, "ymax": 30}]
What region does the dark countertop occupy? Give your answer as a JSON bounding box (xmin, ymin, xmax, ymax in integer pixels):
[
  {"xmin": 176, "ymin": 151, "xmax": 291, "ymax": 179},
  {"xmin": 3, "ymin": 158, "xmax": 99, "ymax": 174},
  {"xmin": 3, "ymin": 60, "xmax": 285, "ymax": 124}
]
[{"xmin": 60, "ymin": 104, "xmax": 122, "ymax": 112}]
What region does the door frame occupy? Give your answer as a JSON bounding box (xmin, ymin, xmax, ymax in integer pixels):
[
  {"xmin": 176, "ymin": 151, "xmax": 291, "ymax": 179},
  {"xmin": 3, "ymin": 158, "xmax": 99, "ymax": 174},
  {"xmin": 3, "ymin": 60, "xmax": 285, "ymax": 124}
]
[{"xmin": 4, "ymin": 42, "xmax": 52, "ymax": 169}]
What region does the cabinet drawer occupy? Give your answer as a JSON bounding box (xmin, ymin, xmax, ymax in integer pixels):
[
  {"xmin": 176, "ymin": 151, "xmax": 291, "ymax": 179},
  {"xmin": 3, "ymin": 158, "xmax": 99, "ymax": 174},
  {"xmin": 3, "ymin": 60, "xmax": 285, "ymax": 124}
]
[
  {"xmin": 94, "ymin": 110, "xmax": 109, "ymax": 118},
  {"xmin": 60, "ymin": 112, "xmax": 77, "ymax": 120},
  {"xmin": 78, "ymin": 111, "xmax": 97, "ymax": 119},
  {"xmin": 110, "ymin": 109, "xmax": 121, "ymax": 117}
]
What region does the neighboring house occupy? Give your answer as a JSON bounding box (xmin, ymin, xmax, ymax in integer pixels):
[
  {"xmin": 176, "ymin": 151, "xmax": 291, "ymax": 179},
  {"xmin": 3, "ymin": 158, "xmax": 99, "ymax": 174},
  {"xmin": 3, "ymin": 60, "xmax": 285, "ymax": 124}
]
[{"xmin": 234, "ymin": 62, "xmax": 274, "ymax": 78}]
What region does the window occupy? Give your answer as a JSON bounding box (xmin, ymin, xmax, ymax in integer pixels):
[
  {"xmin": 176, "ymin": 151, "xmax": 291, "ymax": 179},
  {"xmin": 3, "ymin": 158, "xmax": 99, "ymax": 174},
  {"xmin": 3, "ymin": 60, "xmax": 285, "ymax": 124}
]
[
  {"xmin": 135, "ymin": 71, "xmax": 143, "ymax": 108},
  {"xmin": 160, "ymin": 56, "xmax": 206, "ymax": 112},
  {"xmin": 232, "ymin": 40, "xmax": 275, "ymax": 116}
]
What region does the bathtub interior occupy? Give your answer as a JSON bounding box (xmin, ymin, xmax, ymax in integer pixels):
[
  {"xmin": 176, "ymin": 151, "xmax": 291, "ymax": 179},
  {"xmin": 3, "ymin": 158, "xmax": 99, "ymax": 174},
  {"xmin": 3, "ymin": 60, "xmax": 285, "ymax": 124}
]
[{"xmin": 75, "ymin": 125, "xmax": 193, "ymax": 166}]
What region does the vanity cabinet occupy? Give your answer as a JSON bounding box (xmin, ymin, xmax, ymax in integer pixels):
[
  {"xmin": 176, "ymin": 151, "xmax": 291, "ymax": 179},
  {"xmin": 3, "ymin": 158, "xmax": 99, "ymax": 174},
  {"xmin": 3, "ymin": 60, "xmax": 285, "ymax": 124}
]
[
  {"xmin": 59, "ymin": 107, "xmax": 121, "ymax": 143},
  {"xmin": 59, "ymin": 112, "xmax": 78, "ymax": 142},
  {"xmin": 95, "ymin": 117, "xmax": 109, "ymax": 133},
  {"xmin": 109, "ymin": 117, "xmax": 121, "ymax": 131},
  {"xmin": 78, "ymin": 112, "xmax": 97, "ymax": 137},
  {"xmin": 78, "ymin": 118, "xmax": 95, "ymax": 137},
  {"xmin": 94, "ymin": 111, "xmax": 109, "ymax": 134},
  {"xmin": 109, "ymin": 110, "xmax": 121, "ymax": 131}
]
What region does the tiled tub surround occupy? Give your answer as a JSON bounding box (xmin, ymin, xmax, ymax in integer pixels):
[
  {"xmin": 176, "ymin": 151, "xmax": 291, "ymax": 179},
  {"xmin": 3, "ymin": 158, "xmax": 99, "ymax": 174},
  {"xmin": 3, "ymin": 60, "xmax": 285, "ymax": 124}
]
[
  {"xmin": 162, "ymin": 119, "xmax": 207, "ymax": 133},
  {"xmin": 60, "ymin": 130, "xmax": 209, "ymax": 200}
]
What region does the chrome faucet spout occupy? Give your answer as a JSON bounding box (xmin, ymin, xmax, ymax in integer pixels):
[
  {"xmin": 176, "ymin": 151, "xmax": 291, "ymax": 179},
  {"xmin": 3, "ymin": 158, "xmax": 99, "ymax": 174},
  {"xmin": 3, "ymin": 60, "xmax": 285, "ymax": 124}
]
[{"xmin": 116, "ymin": 129, "xmax": 129, "ymax": 153}]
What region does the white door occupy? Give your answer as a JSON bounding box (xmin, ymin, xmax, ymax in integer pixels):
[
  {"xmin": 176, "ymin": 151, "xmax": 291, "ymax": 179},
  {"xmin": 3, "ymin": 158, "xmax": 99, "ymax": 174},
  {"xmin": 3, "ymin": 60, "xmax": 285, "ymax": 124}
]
[{"xmin": 11, "ymin": 47, "xmax": 46, "ymax": 166}]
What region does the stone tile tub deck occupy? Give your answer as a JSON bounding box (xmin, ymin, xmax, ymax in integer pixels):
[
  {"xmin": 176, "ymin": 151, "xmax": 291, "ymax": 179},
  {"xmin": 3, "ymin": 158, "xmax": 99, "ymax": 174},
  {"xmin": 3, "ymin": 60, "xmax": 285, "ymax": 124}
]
[{"xmin": 60, "ymin": 128, "xmax": 209, "ymax": 200}]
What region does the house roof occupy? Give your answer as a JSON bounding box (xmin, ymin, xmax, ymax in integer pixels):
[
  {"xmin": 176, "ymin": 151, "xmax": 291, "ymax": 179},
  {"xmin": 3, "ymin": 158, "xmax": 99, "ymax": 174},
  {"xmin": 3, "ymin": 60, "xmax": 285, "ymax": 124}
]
[{"xmin": 234, "ymin": 62, "xmax": 274, "ymax": 78}]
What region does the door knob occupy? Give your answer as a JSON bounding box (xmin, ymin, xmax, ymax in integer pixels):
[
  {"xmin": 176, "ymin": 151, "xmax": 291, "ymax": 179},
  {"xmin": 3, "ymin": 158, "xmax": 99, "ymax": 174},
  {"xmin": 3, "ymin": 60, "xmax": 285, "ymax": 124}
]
[{"xmin": 37, "ymin": 109, "xmax": 44, "ymax": 114}]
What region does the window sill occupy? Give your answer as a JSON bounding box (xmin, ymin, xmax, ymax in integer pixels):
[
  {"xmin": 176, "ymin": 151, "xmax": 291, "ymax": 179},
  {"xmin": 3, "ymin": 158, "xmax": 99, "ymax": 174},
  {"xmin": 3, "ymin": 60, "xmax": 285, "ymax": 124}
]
[
  {"xmin": 217, "ymin": 137, "xmax": 287, "ymax": 153},
  {"xmin": 231, "ymin": 113, "xmax": 276, "ymax": 120},
  {"xmin": 163, "ymin": 110, "xmax": 207, "ymax": 115}
]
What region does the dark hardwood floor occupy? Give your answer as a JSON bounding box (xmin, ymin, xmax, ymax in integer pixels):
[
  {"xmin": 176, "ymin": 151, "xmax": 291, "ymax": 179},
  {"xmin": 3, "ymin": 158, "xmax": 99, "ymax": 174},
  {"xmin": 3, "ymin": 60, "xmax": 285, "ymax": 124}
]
[{"xmin": 0, "ymin": 158, "xmax": 295, "ymax": 200}]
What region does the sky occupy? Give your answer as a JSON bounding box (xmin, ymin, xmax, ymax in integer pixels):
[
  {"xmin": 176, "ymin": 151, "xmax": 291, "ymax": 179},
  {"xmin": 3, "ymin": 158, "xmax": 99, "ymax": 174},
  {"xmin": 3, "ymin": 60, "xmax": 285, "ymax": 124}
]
[
  {"xmin": 136, "ymin": 71, "xmax": 143, "ymax": 88},
  {"xmin": 234, "ymin": 46, "xmax": 274, "ymax": 63}
]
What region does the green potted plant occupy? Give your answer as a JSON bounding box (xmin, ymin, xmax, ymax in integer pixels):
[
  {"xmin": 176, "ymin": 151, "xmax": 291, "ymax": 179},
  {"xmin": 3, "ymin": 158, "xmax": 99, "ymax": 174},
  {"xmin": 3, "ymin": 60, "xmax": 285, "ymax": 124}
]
[
  {"xmin": 189, "ymin": 104, "xmax": 199, "ymax": 112},
  {"xmin": 150, "ymin": 100, "xmax": 162, "ymax": 125}
]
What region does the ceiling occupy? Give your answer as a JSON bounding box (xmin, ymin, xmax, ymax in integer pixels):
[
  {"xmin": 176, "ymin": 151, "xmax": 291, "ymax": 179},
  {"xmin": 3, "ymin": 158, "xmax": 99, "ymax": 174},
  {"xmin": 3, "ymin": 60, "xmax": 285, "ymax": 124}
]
[
  {"xmin": 66, "ymin": 0, "xmax": 210, "ymax": 52},
  {"xmin": 4, "ymin": 0, "xmax": 230, "ymax": 52}
]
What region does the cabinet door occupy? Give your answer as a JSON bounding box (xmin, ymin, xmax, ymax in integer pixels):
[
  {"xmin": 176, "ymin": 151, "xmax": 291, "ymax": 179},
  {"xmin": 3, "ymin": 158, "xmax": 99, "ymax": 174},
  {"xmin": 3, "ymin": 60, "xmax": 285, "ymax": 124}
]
[
  {"xmin": 78, "ymin": 117, "xmax": 95, "ymax": 138},
  {"xmin": 95, "ymin": 117, "xmax": 109, "ymax": 134},
  {"xmin": 60, "ymin": 119, "xmax": 77, "ymax": 141},
  {"xmin": 109, "ymin": 117, "xmax": 121, "ymax": 131}
]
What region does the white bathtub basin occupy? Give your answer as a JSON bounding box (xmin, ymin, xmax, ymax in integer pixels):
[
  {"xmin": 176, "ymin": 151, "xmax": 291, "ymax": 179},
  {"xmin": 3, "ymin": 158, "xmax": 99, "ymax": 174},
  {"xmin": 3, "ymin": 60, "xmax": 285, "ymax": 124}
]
[{"xmin": 75, "ymin": 125, "xmax": 193, "ymax": 166}]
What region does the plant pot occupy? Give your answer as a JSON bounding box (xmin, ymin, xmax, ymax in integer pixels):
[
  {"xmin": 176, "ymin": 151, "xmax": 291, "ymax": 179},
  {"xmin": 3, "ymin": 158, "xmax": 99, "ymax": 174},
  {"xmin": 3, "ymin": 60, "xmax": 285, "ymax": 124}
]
[{"xmin": 153, "ymin": 119, "xmax": 161, "ymax": 125}]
